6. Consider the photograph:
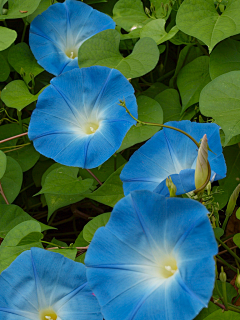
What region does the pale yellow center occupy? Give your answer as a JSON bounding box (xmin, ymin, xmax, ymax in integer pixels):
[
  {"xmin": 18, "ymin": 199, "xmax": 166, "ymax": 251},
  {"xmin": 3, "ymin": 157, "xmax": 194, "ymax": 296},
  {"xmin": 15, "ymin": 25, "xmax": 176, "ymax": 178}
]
[
  {"xmin": 39, "ymin": 308, "xmax": 57, "ymax": 320},
  {"xmin": 84, "ymin": 122, "xmax": 99, "ymax": 135},
  {"xmin": 160, "ymin": 256, "xmax": 178, "ymax": 279},
  {"xmin": 65, "ymin": 47, "xmax": 78, "ymax": 59}
]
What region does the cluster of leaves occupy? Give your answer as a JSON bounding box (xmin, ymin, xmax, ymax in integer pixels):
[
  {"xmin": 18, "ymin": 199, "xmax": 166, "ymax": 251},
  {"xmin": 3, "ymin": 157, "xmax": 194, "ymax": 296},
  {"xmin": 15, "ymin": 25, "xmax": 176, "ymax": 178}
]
[{"xmin": 0, "ymin": 0, "xmax": 240, "ymax": 318}]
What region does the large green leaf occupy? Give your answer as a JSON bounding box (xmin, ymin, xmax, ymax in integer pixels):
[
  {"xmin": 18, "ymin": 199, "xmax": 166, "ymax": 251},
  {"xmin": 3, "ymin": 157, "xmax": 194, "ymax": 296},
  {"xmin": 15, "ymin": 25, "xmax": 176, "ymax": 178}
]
[
  {"xmin": 0, "ymin": 26, "xmax": 17, "ymax": 51},
  {"xmin": 0, "ymin": 156, "xmax": 22, "ymax": 204},
  {"xmin": 79, "ymin": 153, "xmax": 126, "ymax": 183},
  {"xmin": 83, "ymin": 212, "xmax": 111, "ymax": 243},
  {"xmin": 0, "ymin": 0, "xmax": 42, "ymax": 19},
  {"xmin": 113, "ymin": 0, "xmax": 150, "ymax": 31},
  {"xmin": 0, "ymin": 204, "xmax": 55, "ymax": 238},
  {"xmin": 78, "ymin": 29, "xmax": 159, "ymax": 78},
  {"xmin": 176, "ymin": 0, "xmax": 240, "ymax": 52},
  {"xmin": 26, "ymin": 0, "xmax": 57, "ymax": 23},
  {"xmin": 0, "ymin": 220, "xmax": 43, "ymax": 273},
  {"xmin": 199, "ymin": 71, "xmax": 240, "ymax": 144},
  {"xmin": 1, "ymin": 80, "xmax": 46, "ymax": 111},
  {"xmin": 10, "ymin": 144, "xmax": 40, "ymax": 172},
  {"xmin": 0, "ymin": 52, "xmax": 10, "ymax": 81},
  {"xmin": 0, "ymin": 150, "xmax": 7, "ymax": 179},
  {"xmin": 204, "ymin": 310, "xmax": 240, "ymax": 320},
  {"xmin": 219, "ymin": 144, "xmax": 240, "ymax": 197},
  {"xmin": 194, "ymin": 302, "xmax": 220, "ymax": 320},
  {"xmin": 210, "ymin": 39, "xmax": 240, "ymax": 80},
  {"xmin": 87, "ymin": 165, "xmax": 125, "ymax": 207},
  {"xmin": 8, "ymin": 43, "xmax": 44, "ymax": 84},
  {"xmin": 38, "ymin": 166, "xmax": 93, "ymax": 195},
  {"xmin": 154, "ymin": 89, "xmax": 181, "ymax": 123},
  {"xmin": 177, "ymin": 56, "xmax": 211, "ymax": 113},
  {"xmin": 0, "ymin": 123, "xmax": 22, "ymax": 149},
  {"xmin": 118, "ymin": 95, "xmax": 163, "ymax": 152},
  {"xmin": 140, "ymin": 19, "xmax": 178, "ymax": 45}
]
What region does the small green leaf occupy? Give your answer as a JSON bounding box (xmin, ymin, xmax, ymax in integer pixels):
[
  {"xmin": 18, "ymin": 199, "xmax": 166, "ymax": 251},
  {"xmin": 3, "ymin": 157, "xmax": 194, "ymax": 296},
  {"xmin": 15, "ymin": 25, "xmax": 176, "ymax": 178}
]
[
  {"xmin": 40, "ymin": 164, "xmax": 88, "ymax": 219},
  {"xmin": 8, "ymin": 43, "xmax": 44, "ymax": 84},
  {"xmin": 177, "ymin": 56, "xmax": 211, "ymax": 113},
  {"xmin": 0, "ymin": 52, "xmax": 10, "ymax": 81},
  {"xmin": 0, "ymin": 150, "xmax": 7, "ymax": 179},
  {"xmin": 204, "ymin": 310, "xmax": 240, "ymax": 320},
  {"xmin": 155, "ymin": 89, "xmax": 182, "ymax": 122},
  {"xmin": 87, "ymin": 165, "xmax": 125, "ymax": 207},
  {"xmin": 0, "ymin": 220, "xmax": 43, "ymax": 273},
  {"xmin": 199, "ymin": 71, "xmax": 240, "ymax": 144},
  {"xmin": 0, "ymin": 0, "xmax": 42, "ymax": 19},
  {"xmin": 236, "ymin": 207, "xmax": 240, "ymax": 220},
  {"xmin": 213, "ymin": 227, "xmax": 224, "ymax": 239},
  {"xmin": 151, "ymin": 0, "xmax": 173, "ymax": 20},
  {"xmin": 74, "ymin": 231, "xmax": 89, "ymax": 248},
  {"xmin": 83, "ymin": 212, "xmax": 111, "ymax": 243},
  {"xmin": 38, "ymin": 166, "xmax": 93, "ymax": 195},
  {"xmin": 0, "ymin": 204, "xmax": 55, "ymax": 238},
  {"xmin": 75, "ymin": 252, "xmax": 86, "ymax": 264},
  {"xmin": 233, "ymin": 233, "xmax": 240, "ymax": 248},
  {"xmin": 140, "ymin": 19, "xmax": 178, "ymax": 45},
  {"xmin": 78, "ymin": 29, "xmax": 159, "ymax": 79},
  {"xmin": 1, "ymin": 80, "xmax": 46, "ymax": 111},
  {"xmin": 213, "ymin": 280, "xmax": 237, "ymax": 303},
  {"xmin": 113, "ymin": 0, "xmax": 149, "ymax": 32},
  {"xmin": 118, "ymin": 95, "xmax": 163, "ymax": 152},
  {"xmin": 0, "ymin": 156, "xmax": 23, "ymax": 204},
  {"xmin": 0, "ymin": 27, "xmax": 17, "ymax": 51},
  {"xmin": 176, "ymin": 0, "xmax": 240, "ymax": 52}
]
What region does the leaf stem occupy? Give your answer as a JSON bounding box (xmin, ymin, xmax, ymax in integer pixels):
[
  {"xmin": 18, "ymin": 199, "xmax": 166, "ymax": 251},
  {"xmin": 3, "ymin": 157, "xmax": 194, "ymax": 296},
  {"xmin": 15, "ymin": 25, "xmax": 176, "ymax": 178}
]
[
  {"xmin": 86, "ymin": 169, "xmax": 102, "ymax": 185},
  {"xmin": 0, "ymin": 181, "xmax": 9, "ymax": 204},
  {"xmin": 0, "ymin": 132, "xmax": 28, "ymax": 144},
  {"xmin": 216, "ymin": 237, "xmax": 240, "ymax": 264}
]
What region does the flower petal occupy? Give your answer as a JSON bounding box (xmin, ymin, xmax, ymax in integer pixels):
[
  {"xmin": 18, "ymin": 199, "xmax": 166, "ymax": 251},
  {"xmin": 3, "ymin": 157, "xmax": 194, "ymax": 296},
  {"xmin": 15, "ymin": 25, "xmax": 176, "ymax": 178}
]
[
  {"xmin": 29, "ymin": 0, "xmax": 115, "ymax": 75},
  {"xmin": 29, "ymin": 66, "xmax": 138, "ymax": 168},
  {"xmin": 121, "ymin": 121, "xmax": 226, "ymax": 196}
]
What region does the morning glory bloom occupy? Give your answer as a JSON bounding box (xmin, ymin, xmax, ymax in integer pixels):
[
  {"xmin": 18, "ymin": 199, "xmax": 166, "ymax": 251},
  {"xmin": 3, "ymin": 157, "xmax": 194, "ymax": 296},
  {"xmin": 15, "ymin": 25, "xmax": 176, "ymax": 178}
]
[
  {"xmin": 0, "ymin": 247, "xmax": 102, "ymax": 320},
  {"xmin": 28, "ymin": 66, "xmax": 137, "ymax": 168},
  {"xmin": 29, "ymin": 0, "xmax": 115, "ymax": 76},
  {"xmin": 85, "ymin": 191, "xmax": 218, "ymax": 320},
  {"xmin": 120, "ymin": 121, "xmax": 226, "ymax": 196}
]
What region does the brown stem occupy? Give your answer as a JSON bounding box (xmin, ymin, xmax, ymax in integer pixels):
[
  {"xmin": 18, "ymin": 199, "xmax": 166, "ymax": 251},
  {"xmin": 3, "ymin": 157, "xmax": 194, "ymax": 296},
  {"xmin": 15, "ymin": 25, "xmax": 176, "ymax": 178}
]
[
  {"xmin": 71, "ymin": 203, "xmax": 92, "ymax": 220},
  {"xmin": 0, "ymin": 181, "xmax": 9, "ymax": 204},
  {"xmin": 86, "ymin": 168, "xmax": 102, "ymax": 185},
  {"xmin": 46, "ymin": 246, "xmax": 88, "ymax": 250},
  {"xmin": 0, "ymin": 132, "xmax": 28, "ymax": 144},
  {"xmin": 218, "ymin": 246, "xmax": 238, "ymax": 256}
]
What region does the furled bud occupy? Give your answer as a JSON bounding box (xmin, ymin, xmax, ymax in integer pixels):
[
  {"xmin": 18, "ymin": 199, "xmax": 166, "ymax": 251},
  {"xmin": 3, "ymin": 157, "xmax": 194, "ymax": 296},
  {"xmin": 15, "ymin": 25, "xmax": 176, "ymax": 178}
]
[
  {"xmin": 166, "ymin": 176, "xmax": 177, "ymax": 197},
  {"xmin": 235, "ymin": 270, "xmax": 240, "ymax": 289},
  {"xmin": 226, "ymin": 184, "xmax": 240, "ymax": 217},
  {"xmin": 195, "ymin": 134, "xmax": 209, "ymax": 190},
  {"xmin": 219, "ymin": 266, "xmax": 227, "ymax": 282}
]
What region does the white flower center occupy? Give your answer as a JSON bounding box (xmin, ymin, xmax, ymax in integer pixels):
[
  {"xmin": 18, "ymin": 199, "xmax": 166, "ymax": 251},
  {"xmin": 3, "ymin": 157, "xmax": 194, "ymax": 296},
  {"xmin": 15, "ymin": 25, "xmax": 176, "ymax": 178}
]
[
  {"xmin": 159, "ymin": 256, "xmax": 178, "ymax": 279},
  {"xmin": 83, "ymin": 122, "xmax": 99, "ymax": 135},
  {"xmin": 65, "ymin": 47, "xmax": 78, "ymax": 59},
  {"xmin": 39, "ymin": 308, "xmax": 58, "ymax": 320}
]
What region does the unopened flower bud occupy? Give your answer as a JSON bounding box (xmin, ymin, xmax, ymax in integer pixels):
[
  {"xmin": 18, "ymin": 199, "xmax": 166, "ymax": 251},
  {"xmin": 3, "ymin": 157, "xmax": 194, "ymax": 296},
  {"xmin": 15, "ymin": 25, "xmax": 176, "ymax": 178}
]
[
  {"xmin": 226, "ymin": 184, "xmax": 240, "ymax": 217},
  {"xmin": 235, "ymin": 272, "xmax": 240, "ymax": 289},
  {"xmin": 195, "ymin": 134, "xmax": 209, "ymax": 190},
  {"xmin": 219, "ymin": 266, "xmax": 227, "ymax": 282},
  {"xmin": 166, "ymin": 176, "xmax": 177, "ymax": 197}
]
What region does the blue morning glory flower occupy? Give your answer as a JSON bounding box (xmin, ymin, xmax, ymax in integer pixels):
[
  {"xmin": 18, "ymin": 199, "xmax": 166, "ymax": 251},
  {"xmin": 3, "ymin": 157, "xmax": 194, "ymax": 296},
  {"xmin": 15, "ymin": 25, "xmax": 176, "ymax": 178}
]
[
  {"xmin": 29, "ymin": 0, "xmax": 115, "ymax": 76},
  {"xmin": 85, "ymin": 191, "xmax": 218, "ymax": 320},
  {"xmin": 120, "ymin": 121, "xmax": 226, "ymax": 196},
  {"xmin": 28, "ymin": 66, "xmax": 137, "ymax": 169},
  {"xmin": 0, "ymin": 247, "xmax": 102, "ymax": 320}
]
